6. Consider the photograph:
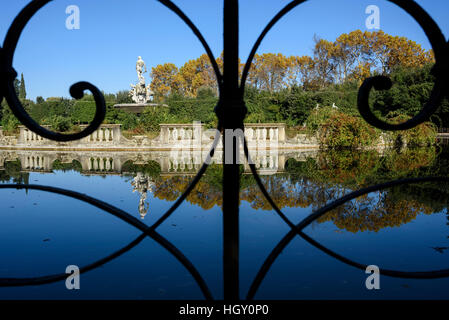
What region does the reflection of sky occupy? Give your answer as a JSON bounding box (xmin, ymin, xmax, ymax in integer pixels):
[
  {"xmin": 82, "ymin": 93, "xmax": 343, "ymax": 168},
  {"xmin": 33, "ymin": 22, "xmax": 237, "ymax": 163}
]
[{"xmin": 0, "ymin": 170, "xmax": 449, "ymax": 299}]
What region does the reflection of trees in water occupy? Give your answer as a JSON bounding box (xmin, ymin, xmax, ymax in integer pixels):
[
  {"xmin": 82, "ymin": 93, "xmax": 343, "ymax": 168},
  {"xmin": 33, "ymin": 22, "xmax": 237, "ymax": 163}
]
[
  {"xmin": 317, "ymin": 194, "xmax": 434, "ymax": 233},
  {"xmin": 284, "ymin": 147, "xmax": 447, "ymax": 232},
  {"xmin": 138, "ymin": 146, "xmax": 449, "ymax": 232},
  {"xmin": 5, "ymin": 146, "xmax": 442, "ymax": 232},
  {"xmin": 52, "ymin": 160, "xmax": 82, "ymax": 172},
  {"xmin": 152, "ymin": 173, "xmax": 223, "ymax": 210},
  {"xmin": 0, "ymin": 160, "xmax": 29, "ymax": 184}
]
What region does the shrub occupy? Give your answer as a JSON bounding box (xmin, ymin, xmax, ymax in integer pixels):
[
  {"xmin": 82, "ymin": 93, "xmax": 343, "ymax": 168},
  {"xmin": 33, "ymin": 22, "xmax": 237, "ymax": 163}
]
[
  {"xmin": 318, "ymin": 112, "xmax": 380, "ymax": 149},
  {"xmin": 141, "ymin": 106, "xmax": 176, "ymax": 132},
  {"xmin": 385, "ymin": 113, "xmax": 437, "ymax": 147},
  {"xmin": 304, "ymin": 105, "xmax": 335, "ymax": 135},
  {"xmin": 44, "ymin": 115, "xmax": 72, "ymax": 132}
]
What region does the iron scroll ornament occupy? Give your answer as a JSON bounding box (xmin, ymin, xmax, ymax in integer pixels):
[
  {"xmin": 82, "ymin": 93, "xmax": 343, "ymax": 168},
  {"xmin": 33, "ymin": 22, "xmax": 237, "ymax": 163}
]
[{"xmin": 0, "ymin": 0, "xmax": 448, "ymax": 300}]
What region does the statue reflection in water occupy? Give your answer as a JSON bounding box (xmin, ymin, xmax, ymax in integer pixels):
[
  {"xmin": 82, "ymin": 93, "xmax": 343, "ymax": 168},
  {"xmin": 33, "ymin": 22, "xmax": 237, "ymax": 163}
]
[{"xmin": 131, "ymin": 172, "xmax": 154, "ymax": 219}]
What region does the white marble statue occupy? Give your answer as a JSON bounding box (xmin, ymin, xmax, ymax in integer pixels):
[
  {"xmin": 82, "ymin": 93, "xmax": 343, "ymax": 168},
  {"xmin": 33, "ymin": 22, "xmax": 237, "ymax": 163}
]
[
  {"xmin": 136, "ymin": 56, "xmax": 147, "ymax": 81},
  {"xmin": 129, "ymin": 56, "xmax": 153, "ymax": 104}
]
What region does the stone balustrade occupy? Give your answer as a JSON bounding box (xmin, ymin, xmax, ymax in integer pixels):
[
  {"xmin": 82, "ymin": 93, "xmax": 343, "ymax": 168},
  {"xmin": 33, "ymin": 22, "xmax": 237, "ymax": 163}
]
[
  {"xmin": 159, "ymin": 122, "xmax": 286, "ymax": 147},
  {"xmin": 79, "ymin": 124, "xmax": 122, "ymax": 144},
  {"xmin": 159, "ymin": 122, "xmax": 204, "ymax": 145},
  {"xmin": 244, "ymin": 123, "xmax": 286, "ymax": 143},
  {"xmin": 11, "ymin": 122, "xmax": 301, "ymax": 150},
  {"xmin": 18, "ymin": 124, "xmax": 122, "ymax": 146},
  {"xmin": 19, "ymin": 125, "xmax": 51, "ymax": 144}
]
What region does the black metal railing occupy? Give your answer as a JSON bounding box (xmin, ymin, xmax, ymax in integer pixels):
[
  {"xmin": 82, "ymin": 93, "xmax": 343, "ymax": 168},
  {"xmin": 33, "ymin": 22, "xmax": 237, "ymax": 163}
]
[{"xmin": 0, "ymin": 0, "xmax": 449, "ymax": 300}]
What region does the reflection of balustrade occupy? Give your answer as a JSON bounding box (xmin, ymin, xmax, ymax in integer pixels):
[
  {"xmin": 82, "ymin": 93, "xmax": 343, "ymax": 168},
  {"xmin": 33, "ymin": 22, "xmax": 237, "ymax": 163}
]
[
  {"xmin": 0, "ymin": 148, "xmax": 309, "ymax": 176},
  {"xmin": 22, "ymin": 155, "xmax": 50, "ymax": 171},
  {"xmin": 86, "ymin": 157, "xmax": 114, "ymax": 172}
]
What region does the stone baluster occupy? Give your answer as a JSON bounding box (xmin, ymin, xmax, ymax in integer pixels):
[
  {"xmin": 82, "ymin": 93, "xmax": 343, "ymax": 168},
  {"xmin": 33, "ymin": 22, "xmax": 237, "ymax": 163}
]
[
  {"xmin": 269, "ymin": 155, "xmax": 274, "ymax": 169},
  {"xmin": 261, "ymin": 128, "xmax": 267, "ymax": 141},
  {"xmin": 261, "ymin": 155, "xmax": 267, "ymax": 168},
  {"xmin": 246, "ymin": 128, "xmax": 254, "ymax": 141},
  {"xmin": 172, "ymin": 158, "xmax": 178, "ymax": 171},
  {"xmin": 180, "ymin": 128, "xmax": 185, "ymax": 142},
  {"xmin": 278, "ymin": 125, "xmax": 286, "ymax": 143},
  {"xmin": 173, "ymin": 128, "xmax": 178, "ymax": 141},
  {"xmin": 180, "ymin": 158, "xmax": 185, "ymax": 171},
  {"xmin": 187, "ymin": 129, "xmax": 192, "ymax": 141},
  {"xmin": 161, "ymin": 126, "xmax": 169, "ymax": 143}
]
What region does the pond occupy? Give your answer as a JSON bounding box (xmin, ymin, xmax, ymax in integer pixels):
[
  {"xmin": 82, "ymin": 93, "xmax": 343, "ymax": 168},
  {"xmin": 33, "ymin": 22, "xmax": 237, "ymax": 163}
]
[{"xmin": 0, "ymin": 146, "xmax": 448, "ymax": 299}]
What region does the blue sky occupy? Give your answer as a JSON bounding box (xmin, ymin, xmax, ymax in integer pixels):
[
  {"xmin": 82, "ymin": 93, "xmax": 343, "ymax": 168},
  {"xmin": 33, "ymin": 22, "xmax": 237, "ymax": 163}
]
[{"xmin": 1, "ymin": 0, "xmax": 448, "ymax": 100}]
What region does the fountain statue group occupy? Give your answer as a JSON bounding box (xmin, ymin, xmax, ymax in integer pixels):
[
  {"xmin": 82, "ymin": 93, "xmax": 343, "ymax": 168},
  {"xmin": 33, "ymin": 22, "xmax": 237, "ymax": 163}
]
[
  {"xmin": 129, "ymin": 56, "xmax": 154, "ymax": 104},
  {"xmin": 114, "ymin": 56, "xmax": 160, "ymax": 114}
]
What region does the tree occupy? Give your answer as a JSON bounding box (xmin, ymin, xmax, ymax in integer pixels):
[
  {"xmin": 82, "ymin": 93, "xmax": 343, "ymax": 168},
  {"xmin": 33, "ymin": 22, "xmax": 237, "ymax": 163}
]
[
  {"xmin": 248, "ymin": 53, "xmax": 292, "ymax": 92},
  {"xmin": 13, "ymin": 78, "xmax": 20, "ymax": 97},
  {"xmin": 150, "ymin": 63, "xmax": 183, "ymax": 98},
  {"xmin": 19, "ymin": 73, "xmax": 26, "ymax": 100},
  {"xmin": 313, "ymin": 37, "xmax": 336, "ymax": 88},
  {"xmin": 179, "ymin": 54, "xmax": 219, "ymax": 97},
  {"xmin": 116, "ymin": 90, "xmax": 132, "ymax": 104},
  {"xmin": 286, "ymin": 55, "xmax": 317, "ymax": 90}
]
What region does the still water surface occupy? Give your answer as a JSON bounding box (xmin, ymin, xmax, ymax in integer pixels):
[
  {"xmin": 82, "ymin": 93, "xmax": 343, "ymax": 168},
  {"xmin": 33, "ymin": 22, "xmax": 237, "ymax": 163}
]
[{"xmin": 0, "ymin": 146, "xmax": 449, "ymax": 299}]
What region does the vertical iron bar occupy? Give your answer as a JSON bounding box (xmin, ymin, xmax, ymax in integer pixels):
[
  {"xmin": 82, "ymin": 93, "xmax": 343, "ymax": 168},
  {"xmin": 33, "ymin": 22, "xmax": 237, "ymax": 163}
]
[{"xmin": 222, "ymin": 0, "xmax": 240, "ymax": 300}]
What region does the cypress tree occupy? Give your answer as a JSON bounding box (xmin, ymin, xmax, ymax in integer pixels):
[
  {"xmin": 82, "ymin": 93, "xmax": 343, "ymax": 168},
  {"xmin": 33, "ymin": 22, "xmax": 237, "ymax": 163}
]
[{"xmin": 19, "ymin": 73, "xmax": 26, "ymax": 100}]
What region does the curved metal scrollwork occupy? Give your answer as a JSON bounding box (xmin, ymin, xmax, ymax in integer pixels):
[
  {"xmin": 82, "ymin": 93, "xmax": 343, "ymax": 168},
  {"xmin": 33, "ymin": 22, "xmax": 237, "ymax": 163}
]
[
  {"xmin": 0, "ymin": 0, "xmax": 106, "ymax": 141},
  {"xmin": 0, "ymin": 0, "xmax": 448, "ymax": 300}
]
